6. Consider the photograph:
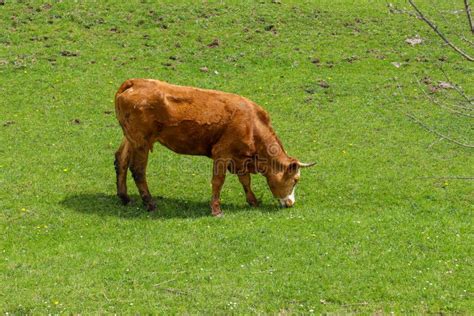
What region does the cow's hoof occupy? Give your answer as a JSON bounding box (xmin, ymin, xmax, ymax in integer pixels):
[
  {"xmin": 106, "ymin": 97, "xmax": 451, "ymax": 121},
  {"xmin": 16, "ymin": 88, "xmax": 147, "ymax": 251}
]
[
  {"xmin": 146, "ymin": 200, "xmax": 157, "ymax": 212},
  {"xmin": 247, "ymin": 198, "xmax": 259, "ymax": 207},
  {"xmin": 211, "ymin": 207, "xmax": 223, "ymax": 217},
  {"xmin": 118, "ymin": 194, "xmax": 131, "ymax": 205}
]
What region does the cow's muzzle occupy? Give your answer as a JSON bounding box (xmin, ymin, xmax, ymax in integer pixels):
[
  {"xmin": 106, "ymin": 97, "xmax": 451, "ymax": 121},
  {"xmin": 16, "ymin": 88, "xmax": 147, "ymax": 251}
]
[{"xmin": 279, "ymin": 188, "xmax": 295, "ymax": 208}]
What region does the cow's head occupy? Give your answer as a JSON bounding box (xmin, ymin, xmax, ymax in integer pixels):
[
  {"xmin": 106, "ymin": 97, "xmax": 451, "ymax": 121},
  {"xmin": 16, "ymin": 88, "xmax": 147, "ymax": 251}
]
[{"xmin": 265, "ymin": 160, "xmax": 316, "ymax": 207}]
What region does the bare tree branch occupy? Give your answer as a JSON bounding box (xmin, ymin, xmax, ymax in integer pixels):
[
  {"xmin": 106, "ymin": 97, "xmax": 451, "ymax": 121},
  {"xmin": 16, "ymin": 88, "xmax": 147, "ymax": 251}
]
[
  {"xmin": 428, "ymin": 137, "xmax": 444, "ymax": 148},
  {"xmin": 386, "ymin": 2, "xmax": 417, "ymax": 17},
  {"xmin": 448, "ymin": 102, "xmax": 474, "ymax": 110},
  {"xmin": 408, "ymin": 0, "xmax": 474, "ymax": 61},
  {"xmin": 438, "ymin": 65, "xmax": 474, "ymax": 105},
  {"xmin": 397, "ymin": 83, "xmax": 474, "ymax": 148},
  {"xmin": 404, "ymin": 112, "xmax": 474, "ymax": 148},
  {"xmin": 461, "ymin": 35, "xmax": 474, "ymax": 46},
  {"xmin": 154, "ymin": 287, "xmax": 189, "ymax": 295},
  {"xmin": 465, "ymin": 0, "xmax": 474, "ymax": 34},
  {"xmin": 417, "ymin": 176, "xmax": 474, "ymax": 180},
  {"xmin": 418, "ymin": 176, "xmax": 474, "ymax": 180},
  {"xmin": 415, "ymin": 77, "xmax": 474, "ymax": 117}
]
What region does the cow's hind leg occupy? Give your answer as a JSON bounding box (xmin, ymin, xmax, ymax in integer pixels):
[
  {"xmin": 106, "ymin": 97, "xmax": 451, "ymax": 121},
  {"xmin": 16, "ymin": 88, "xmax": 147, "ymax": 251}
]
[
  {"xmin": 115, "ymin": 138, "xmax": 131, "ymax": 205},
  {"xmin": 130, "ymin": 145, "xmax": 156, "ymax": 212}
]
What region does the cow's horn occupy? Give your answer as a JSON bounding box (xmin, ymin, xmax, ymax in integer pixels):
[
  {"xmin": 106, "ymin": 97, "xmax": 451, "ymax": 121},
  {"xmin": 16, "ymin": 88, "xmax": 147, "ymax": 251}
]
[{"xmin": 298, "ymin": 161, "xmax": 317, "ymax": 168}]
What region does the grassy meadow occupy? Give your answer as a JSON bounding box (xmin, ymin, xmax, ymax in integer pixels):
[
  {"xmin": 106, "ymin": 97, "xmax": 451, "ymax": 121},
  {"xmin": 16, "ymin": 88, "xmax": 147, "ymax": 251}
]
[{"xmin": 1, "ymin": 0, "xmax": 473, "ymax": 313}]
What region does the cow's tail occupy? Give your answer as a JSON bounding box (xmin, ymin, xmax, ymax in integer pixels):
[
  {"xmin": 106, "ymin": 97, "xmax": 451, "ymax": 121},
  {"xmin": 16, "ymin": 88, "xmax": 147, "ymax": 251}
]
[
  {"xmin": 114, "ymin": 79, "xmax": 131, "ymax": 132},
  {"xmin": 115, "ymin": 79, "xmax": 134, "ymax": 117},
  {"xmin": 115, "ymin": 79, "xmax": 134, "ymax": 99},
  {"xmin": 114, "ymin": 79, "xmax": 140, "ymax": 149},
  {"xmin": 115, "ymin": 79, "xmax": 135, "ymax": 118}
]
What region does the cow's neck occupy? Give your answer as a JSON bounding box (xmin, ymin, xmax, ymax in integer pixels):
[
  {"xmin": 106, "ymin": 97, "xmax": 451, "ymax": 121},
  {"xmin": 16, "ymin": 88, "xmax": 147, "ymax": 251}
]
[{"xmin": 254, "ymin": 127, "xmax": 291, "ymax": 175}]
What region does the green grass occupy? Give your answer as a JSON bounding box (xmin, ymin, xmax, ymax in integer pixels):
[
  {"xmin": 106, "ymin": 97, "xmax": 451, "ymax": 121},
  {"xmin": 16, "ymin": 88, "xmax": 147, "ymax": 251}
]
[{"xmin": 1, "ymin": 0, "xmax": 473, "ymax": 313}]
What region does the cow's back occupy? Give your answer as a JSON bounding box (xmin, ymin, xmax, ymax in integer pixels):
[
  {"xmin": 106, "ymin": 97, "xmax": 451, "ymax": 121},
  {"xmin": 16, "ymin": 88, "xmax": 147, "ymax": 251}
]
[{"xmin": 115, "ymin": 79, "xmax": 260, "ymax": 158}]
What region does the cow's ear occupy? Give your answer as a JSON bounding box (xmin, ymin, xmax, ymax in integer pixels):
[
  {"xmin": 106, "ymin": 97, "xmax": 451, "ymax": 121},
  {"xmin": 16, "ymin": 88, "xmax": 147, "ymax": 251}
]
[{"xmin": 287, "ymin": 161, "xmax": 300, "ymax": 175}]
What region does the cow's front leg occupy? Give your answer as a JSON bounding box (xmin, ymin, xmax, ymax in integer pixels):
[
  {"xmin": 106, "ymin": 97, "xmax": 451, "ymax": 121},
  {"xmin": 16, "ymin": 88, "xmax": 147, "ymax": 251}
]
[
  {"xmin": 130, "ymin": 145, "xmax": 156, "ymax": 212},
  {"xmin": 210, "ymin": 160, "xmax": 227, "ymax": 217},
  {"xmin": 238, "ymin": 174, "xmax": 259, "ymax": 207}
]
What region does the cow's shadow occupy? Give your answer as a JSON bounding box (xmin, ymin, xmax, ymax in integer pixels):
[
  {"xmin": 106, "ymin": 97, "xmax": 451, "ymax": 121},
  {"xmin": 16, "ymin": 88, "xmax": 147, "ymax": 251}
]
[{"xmin": 61, "ymin": 193, "xmax": 280, "ymax": 219}]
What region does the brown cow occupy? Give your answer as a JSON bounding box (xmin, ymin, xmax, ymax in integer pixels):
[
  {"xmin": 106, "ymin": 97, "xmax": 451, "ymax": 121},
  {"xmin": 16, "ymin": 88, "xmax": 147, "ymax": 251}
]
[{"xmin": 114, "ymin": 79, "xmax": 315, "ymax": 216}]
